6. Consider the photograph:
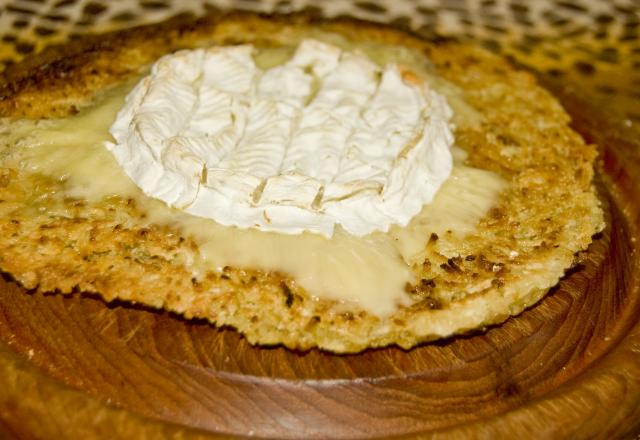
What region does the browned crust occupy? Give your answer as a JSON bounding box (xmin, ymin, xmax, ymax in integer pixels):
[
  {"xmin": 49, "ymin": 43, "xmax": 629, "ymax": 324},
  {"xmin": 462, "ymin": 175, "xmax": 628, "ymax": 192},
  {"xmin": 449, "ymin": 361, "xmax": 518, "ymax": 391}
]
[
  {"xmin": 0, "ymin": 11, "xmax": 604, "ymax": 352},
  {"xmin": 0, "ymin": 12, "xmax": 446, "ymax": 118}
]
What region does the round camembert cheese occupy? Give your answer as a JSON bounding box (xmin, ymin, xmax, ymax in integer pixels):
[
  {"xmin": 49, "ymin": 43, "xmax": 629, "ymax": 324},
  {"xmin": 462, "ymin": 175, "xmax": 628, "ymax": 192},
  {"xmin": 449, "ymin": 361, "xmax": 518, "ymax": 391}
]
[{"xmin": 107, "ymin": 39, "xmax": 454, "ymax": 237}]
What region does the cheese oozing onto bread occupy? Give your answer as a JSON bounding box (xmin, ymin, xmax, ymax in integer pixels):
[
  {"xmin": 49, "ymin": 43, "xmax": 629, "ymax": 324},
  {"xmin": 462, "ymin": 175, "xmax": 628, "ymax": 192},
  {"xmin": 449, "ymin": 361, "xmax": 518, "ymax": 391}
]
[{"xmin": 1, "ymin": 43, "xmax": 506, "ymax": 317}]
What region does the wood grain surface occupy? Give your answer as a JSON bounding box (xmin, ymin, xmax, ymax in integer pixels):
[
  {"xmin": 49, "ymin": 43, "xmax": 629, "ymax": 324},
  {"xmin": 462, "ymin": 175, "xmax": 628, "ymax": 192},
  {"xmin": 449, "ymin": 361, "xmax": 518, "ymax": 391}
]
[{"xmin": 0, "ymin": 44, "xmax": 639, "ymax": 440}]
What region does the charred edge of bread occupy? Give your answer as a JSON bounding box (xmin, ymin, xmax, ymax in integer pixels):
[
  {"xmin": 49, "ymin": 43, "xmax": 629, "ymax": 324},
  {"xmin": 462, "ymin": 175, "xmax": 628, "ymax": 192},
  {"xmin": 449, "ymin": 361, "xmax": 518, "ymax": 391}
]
[{"xmin": 0, "ymin": 11, "xmax": 454, "ymax": 119}]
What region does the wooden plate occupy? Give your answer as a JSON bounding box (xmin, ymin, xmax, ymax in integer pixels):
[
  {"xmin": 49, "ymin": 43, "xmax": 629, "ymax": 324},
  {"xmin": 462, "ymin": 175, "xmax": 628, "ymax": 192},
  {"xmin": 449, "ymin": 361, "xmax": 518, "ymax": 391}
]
[{"xmin": 0, "ymin": 55, "xmax": 639, "ymax": 440}]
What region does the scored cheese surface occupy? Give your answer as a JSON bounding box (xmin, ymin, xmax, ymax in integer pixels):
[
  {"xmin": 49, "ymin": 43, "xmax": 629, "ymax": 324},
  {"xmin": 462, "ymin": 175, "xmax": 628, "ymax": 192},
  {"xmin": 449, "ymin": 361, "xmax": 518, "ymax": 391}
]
[
  {"xmin": 107, "ymin": 39, "xmax": 455, "ymax": 238},
  {"xmin": 2, "ymin": 45, "xmax": 505, "ymax": 317}
]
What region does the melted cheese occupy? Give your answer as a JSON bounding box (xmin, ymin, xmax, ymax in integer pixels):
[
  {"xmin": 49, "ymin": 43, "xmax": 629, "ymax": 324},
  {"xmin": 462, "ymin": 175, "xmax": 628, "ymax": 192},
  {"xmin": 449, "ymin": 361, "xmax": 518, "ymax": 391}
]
[{"xmin": 0, "ymin": 45, "xmax": 505, "ymax": 317}]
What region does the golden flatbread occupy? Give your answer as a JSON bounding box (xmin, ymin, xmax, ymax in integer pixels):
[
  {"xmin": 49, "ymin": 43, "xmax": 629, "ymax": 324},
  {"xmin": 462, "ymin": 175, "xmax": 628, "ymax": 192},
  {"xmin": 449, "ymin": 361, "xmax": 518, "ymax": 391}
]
[{"xmin": 0, "ymin": 12, "xmax": 604, "ymax": 353}]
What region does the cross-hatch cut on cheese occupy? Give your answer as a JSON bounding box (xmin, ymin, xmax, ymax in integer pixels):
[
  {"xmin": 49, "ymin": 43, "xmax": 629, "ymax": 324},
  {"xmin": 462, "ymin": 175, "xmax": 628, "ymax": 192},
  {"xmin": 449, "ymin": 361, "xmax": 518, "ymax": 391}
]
[{"xmin": 107, "ymin": 39, "xmax": 455, "ymax": 238}]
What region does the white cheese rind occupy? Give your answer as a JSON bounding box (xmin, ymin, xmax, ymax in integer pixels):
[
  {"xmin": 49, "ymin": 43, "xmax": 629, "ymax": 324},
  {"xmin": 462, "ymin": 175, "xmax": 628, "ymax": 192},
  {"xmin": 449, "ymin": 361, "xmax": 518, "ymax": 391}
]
[{"xmin": 107, "ymin": 39, "xmax": 454, "ymax": 237}]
